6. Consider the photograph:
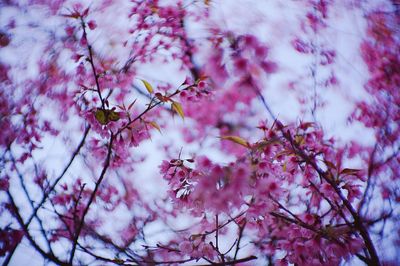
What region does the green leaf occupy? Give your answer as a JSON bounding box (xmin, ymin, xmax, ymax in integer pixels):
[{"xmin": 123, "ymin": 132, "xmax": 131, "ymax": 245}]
[
  {"xmin": 294, "ymin": 135, "xmax": 305, "ymax": 145},
  {"xmin": 324, "ymin": 160, "xmax": 336, "ymax": 170},
  {"xmin": 94, "ymin": 108, "xmax": 120, "ymax": 125},
  {"xmin": 112, "ymin": 258, "xmax": 124, "ymax": 265},
  {"xmin": 108, "ymin": 110, "xmax": 120, "ymax": 121},
  {"xmin": 252, "ymin": 138, "xmax": 280, "ymax": 150},
  {"xmin": 171, "ymin": 101, "xmax": 184, "ymax": 119},
  {"xmin": 148, "ymin": 121, "xmax": 162, "ymax": 133},
  {"xmin": 141, "ymin": 79, "xmax": 153, "ymax": 94},
  {"xmin": 128, "ymin": 99, "xmax": 137, "ymax": 110},
  {"xmin": 95, "ymin": 109, "xmax": 108, "ymax": 125},
  {"xmin": 220, "ymin": 135, "xmax": 250, "ymax": 148},
  {"xmin": 340, "ymin": 168, "xmax": 360, "ymax": 176}
]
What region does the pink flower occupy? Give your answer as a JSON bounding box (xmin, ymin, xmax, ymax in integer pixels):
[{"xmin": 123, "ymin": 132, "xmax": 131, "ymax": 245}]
[
  {"xmin": 292, "ymin": 38, "xmax": 310, "ymax": 53},
  {"xmin": 65, "ymin": 26, "xmax": 74, "ymax": 36},
  {"xmin": 234, "ymin": 57, "xmax": 248, "ymax": 74},
  {"xmin": 201, "ymin": 243, "xmax": 216, "ymax": 260},
  {"xmin": 88, "ymin": 20, "xmax": 97, "ymax": 30},
  {"xmin": 0, "ymin": 176, "xmax": 9, "ymax": 191},
  {"xmin": 179, "ymin": 241, "xmax": 193, "ymax": 254}
]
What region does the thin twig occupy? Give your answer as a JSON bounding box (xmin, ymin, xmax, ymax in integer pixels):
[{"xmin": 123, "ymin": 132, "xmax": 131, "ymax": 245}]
[{"xmin": 69, "ymin": 133, "xmax": 114, "ymax": 264}]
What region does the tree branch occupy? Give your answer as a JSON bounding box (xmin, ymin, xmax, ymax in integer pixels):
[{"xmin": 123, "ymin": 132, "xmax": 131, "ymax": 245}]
[{"xmin": 69, "ymin": 132, "xmax": 114, "ymax": 264}]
